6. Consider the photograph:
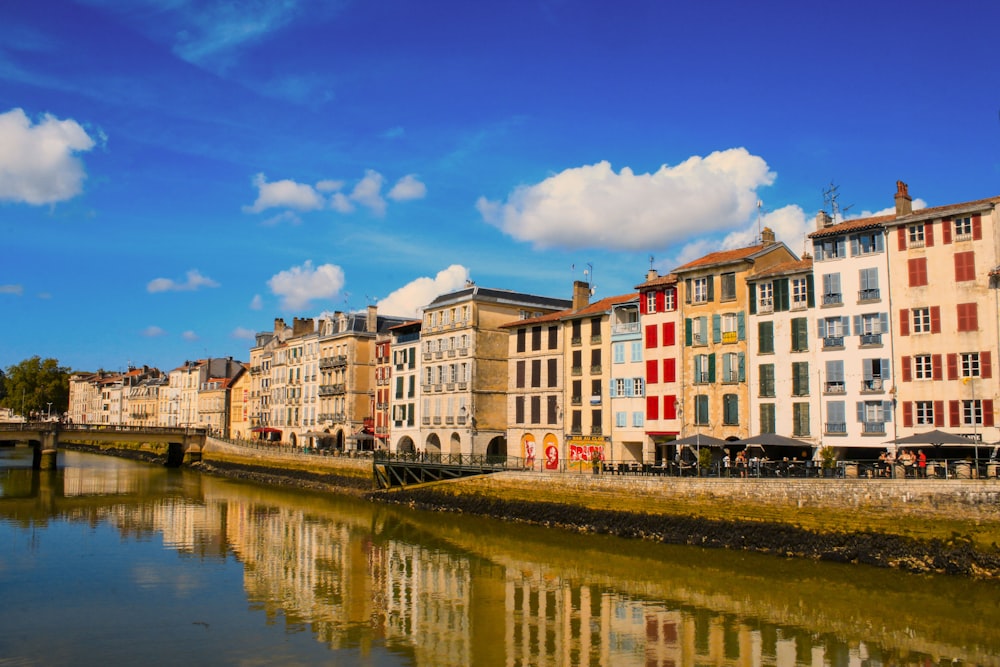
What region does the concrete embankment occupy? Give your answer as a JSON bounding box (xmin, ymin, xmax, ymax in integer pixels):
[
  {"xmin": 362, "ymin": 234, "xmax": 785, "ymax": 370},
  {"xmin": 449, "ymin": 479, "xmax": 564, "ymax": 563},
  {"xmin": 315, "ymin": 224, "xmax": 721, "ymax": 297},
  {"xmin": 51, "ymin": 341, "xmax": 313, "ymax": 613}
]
[{"xmin": 71, "ymin": 438, "xmax": 1000, "ymax": 578}]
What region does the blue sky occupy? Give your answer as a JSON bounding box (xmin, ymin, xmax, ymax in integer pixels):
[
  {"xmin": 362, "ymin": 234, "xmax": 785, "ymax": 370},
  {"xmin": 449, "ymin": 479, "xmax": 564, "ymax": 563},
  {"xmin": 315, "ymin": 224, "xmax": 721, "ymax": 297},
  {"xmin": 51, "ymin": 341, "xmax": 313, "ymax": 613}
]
[{"xmin": 2, "ymin": 0, "xmax": 999, "ymax": 373}]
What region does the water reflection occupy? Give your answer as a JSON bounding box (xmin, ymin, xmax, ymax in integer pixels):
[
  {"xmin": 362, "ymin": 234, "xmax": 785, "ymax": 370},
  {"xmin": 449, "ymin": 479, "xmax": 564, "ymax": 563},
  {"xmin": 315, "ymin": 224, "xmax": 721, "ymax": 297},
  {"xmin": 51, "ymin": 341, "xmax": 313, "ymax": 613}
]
[{"xmin": 2, "ymin": 447, "xmax": 999, "ymax": 666}]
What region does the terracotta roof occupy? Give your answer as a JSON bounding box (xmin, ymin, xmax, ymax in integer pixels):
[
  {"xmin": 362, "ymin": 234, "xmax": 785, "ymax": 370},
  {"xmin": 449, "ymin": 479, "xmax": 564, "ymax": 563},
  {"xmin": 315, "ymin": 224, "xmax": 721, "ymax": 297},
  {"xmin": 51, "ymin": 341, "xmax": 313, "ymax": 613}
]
[
  {"xmin": 747, "ymin": 257, "xmax": 813, "ymax": 280},
  {"xmin": 672, "ymin": 244, "xmax": 767, "ymax": 273},
  {"xmin": 809, "ymin": 194, "xmax": 999, "ymax": 239},
  {"xmin": 500, "ymin": 293, "xmax": 639, "ymax": 328},
  {"xmin": 634, "ymin": 273, "xmax": 679, "ymax": 290}
]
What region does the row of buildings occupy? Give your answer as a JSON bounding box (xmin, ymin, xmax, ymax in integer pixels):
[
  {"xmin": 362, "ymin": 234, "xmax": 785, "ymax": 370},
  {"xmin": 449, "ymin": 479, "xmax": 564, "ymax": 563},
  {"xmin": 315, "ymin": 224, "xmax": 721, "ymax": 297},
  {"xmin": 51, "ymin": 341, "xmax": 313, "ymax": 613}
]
[{"xmin": 68, "ymin": 182, "xmax": 1000, "ymax": 464}]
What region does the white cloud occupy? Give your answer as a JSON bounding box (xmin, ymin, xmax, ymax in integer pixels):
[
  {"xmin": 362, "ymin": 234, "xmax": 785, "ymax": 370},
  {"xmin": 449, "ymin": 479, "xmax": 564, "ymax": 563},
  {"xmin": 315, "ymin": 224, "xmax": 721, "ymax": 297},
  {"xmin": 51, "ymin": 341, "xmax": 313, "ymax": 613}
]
[
  {"xmin": 350, "ymin": 169, "xmax": 386, "ymax": 216},
  {"xmin": 231, "ymin": 326, "xmax": 256, "ymax": 340},
  {"xmin": 853, "ymin": 198, "xmax": 927, "ymax": 219},
  {"xmin": 315, "ymin": 179, "xmax": 343, "ymax": 193},
  {"xmin": 477, "ymin": 148, "xmax": 775, "ymax": 251},
  {"xmin": 142, "ymin": 325, "xmax": 166, "ymax": 337},
  {"xmin": 0, "ymin": 107, "xmax": 96, "ymax": 205},
  {"xmin": 330, "ymin": 192, "xmax": 354, "ymax": 213},
  {"xmin": 249, "ymin": 294, "xmax": 263, "ymax": 310},
  {"xmin": 378, "ymin": 265, "xmax": 470, "ymax": 318},
  {"xmin": 388, "ymin": 174, "xmax": 427, "ymax": 201},
  {"xmin": 147, "ymin": 269, "xmax": 219, "ymax": 293},
  {"xmin": 261, "ymin": 210, "xmax": 301, "ymax": 226},
  {"xmin": 0, "ymin": 284, "xmax": 23, "ymax": 296},
  {"xmin": 182, "ymin": 331, "xmax": 199, "ymax": 341},
  {"xmin": 244, "ymin": 173, "xmax": 324, "ymax": 213},
  {"xmin": 268, "ymin": 260, "xmax": 345, "ymax": 310}
]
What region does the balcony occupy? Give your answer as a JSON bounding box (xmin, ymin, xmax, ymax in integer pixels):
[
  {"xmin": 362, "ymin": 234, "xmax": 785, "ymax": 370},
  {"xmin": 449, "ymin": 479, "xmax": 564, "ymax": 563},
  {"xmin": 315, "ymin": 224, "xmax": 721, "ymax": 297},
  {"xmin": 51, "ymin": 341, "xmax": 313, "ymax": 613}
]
[
  {"xmin": 590, "ymin": 365, "xmax": 602, "ymax": 374},
  {"xmin": 861, "ymin": 378, "xmax": 884, "ymax": 392},
  {"xmin": 457, "ymin": 382, "xmax": 468, "ymax": 390},
  {"xmin": 458, "ymin": 347, "xmax": 469, "ymax": 356},
  {"xmin": 318, "ymin": 383, "xmax": 345, "ymax": 396},
  {"xmin": 612, "ymin": 322, "xmax": 639, "ymax": 335},
  {"xmin": 319, "ymin": 355, "xmax": 347, "ymax": 369},
  {"xmin": 822, "ymin": 293, "xmax": 842, "ymax": 306},
  {"xmin": 571, "ymin": 395, "xmax": 582, "ymax": 406},
  {"xmin": 824, "ymin": 381, "xmax": 846, "ymax": 394},
  {"xmin": 590, "ymin": 426, "xmax": 603, "ymax": 436},
  {"xmin": 571, "ymin": 336, "xmax": 582, "ymax": 346},
  {"xmin": 860, "ymin": 333, "xmax": 882, "ymax": 346},
  {"xmin": 822, "ymin": 336, "xmax": 844, "ymax": 349},
  {"xmin": 858, "ymin": 288, "xmax": 880, "ymax": 302},
  {"xmin": 571, "ymin": 366, "xmax": 582, "ymax": 376},
  {"xmin": 862, "ymin": 421, "xmax": 886, "ymax": 434},
  {"xmin": 590, "ymin": 335, "xmax": 602, "ymax": 344},
  {"xmin": 721, "ymin": 331, "xmax": 738, "ymax": 344},
  {"xmin": 757, "ymin": 298, "xmax": 773, "ymax": 313},
  {"xmin": 422, "ymin": 416, "xmax": 431, "ymax": 425}
]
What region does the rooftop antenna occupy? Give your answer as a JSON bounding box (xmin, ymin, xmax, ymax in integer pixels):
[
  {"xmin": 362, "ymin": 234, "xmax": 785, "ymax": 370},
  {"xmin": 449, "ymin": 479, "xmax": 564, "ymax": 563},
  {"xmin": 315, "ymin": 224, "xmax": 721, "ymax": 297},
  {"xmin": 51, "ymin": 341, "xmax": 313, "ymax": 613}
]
[
  {"xmin": 584, "ymin": 263, "xmax": 596, "ymax": 296},
  {"xmin": 648, "ymin": 255, "xmax": 655, "ymax": 271},
  {"xmin": 822, "ymin": 182, "xmax": 852, "ymax": 224},
  {"xmin": 756, "ymin": 199, "xmax": 763, "ymax": 243}
]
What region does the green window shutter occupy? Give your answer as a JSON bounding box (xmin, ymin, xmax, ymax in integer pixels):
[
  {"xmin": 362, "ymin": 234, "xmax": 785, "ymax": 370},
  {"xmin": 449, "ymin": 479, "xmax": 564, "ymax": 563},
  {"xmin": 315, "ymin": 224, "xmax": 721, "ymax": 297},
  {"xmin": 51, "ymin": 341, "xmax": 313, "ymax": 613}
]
[
  {"xmin": 806, "ymin": 274, "xmax": 815, "ymax": 308},
  {"xmin": 685, "ymin": 318, "xmax": 693, "ymax": 345},
  {"xmin": 748, "ymin": 283, "xmax": 757, "ymax": 314},
  {"xmin": 738, "ymin": 352, "xmax": 746, "ymax": 382},
  {"xmin": 708, "ymin": 354, "xmax": 716, "ymax": 383},
  {"xmin": 737, "ymin": 311, "xmax": 746, "ymax": 340},
  {"xmin": 706, "ymin": 276, "xmax": 715, "ymax": 301}
]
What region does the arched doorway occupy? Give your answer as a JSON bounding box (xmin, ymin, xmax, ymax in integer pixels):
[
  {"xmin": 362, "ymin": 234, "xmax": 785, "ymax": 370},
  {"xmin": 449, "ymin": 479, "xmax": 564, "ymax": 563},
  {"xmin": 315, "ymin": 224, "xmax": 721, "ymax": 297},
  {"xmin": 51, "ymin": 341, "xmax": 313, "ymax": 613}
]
[
  {"xmin": 334, "ymin": 430, "xmax": 345, "ymax": 452},
  {"xmin": 449, "ymin": 432, "xmax": 462, "ymax": 456},
  {"xmin": 425, "ymin": 433, "xmax": 442, "ymax": 456},
  {"xmin": 486, "ymin": 436, "xmax": 506, "ymax": 461},
  {"xmin": 289, "ymin": 432, "xmax": 298, "ymax": 448},
  {"xmin": 396, "ymin": 436, "xmax": 415, "ymax": 454}
]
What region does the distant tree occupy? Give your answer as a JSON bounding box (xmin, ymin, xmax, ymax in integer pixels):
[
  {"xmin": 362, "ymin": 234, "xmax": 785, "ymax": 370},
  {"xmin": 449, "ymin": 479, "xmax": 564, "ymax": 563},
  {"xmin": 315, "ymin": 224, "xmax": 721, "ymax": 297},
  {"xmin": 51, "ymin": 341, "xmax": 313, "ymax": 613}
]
[
  {"xmin": 0, "ymin": 368, "xmax": 6, "ymax": 402},
  {"xmin": 0, "ymin": 357, "xmax": 70, "ymax": 419}
]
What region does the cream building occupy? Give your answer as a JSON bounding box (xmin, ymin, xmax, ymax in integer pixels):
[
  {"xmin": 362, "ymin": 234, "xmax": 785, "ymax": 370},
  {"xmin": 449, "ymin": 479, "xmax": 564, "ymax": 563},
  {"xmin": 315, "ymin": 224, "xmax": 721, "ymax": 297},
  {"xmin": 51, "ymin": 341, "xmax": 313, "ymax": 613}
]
[
  {"xmin": 388, "ymin": 320, "xmax": 422, "ymax": 453},
  {"xmin": 422, "ymin": 285, "xmax": 571, "ymax": 457}
]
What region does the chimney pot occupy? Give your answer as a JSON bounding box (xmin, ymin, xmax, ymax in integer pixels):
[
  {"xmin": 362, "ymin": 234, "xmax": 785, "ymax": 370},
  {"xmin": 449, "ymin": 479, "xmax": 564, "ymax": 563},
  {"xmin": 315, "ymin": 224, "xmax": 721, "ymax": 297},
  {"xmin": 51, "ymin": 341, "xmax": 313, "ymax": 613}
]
[{"xmin": 894, "ymin": 180, "xmax": 912, "ymax": 217}]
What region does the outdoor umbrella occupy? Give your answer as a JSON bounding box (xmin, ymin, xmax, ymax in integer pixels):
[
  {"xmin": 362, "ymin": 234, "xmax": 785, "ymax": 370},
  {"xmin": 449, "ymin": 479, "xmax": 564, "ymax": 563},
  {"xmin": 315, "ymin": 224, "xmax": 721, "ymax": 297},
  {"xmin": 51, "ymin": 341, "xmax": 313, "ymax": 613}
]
[
  {"xmin": 668, "ymin": 434, "xmax": 728, "ymax": 448},
  {"xmin": 732, "ymin": 433, "xmax": 813, "ymax": 460},
  {"xmin": 888, "ymin": 429, "xmax": 975, "ymax": 446}
]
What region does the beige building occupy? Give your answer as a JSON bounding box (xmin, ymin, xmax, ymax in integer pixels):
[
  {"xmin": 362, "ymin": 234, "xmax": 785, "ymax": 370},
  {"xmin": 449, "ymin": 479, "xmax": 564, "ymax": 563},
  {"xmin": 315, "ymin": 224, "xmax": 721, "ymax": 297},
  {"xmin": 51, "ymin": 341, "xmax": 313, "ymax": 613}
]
[
  {"xmin": 422, "ymin": 285, "xmax": 571, "ymax": 457},
  {"xmin": 228, "ymin": 366, "xmax": 252, "ymax": 440},
  {"xmin": 886, "ymin": 182, "xmax": 1000, "ymax": 444},
  {"xmin": 673, "ymin": 229, "xmax": 799, "ymax": 442},
  {"xmin": 388, "ymin": 320, "xmax": 422, "ymax": 453}
]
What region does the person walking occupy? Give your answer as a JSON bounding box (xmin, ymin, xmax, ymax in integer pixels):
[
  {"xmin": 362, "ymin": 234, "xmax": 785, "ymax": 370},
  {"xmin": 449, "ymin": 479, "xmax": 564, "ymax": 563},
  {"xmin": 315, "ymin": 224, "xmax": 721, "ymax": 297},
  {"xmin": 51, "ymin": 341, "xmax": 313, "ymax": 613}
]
[{"xmin": 918, "ymin": 449, "xmax": 927, "ymax": 478}]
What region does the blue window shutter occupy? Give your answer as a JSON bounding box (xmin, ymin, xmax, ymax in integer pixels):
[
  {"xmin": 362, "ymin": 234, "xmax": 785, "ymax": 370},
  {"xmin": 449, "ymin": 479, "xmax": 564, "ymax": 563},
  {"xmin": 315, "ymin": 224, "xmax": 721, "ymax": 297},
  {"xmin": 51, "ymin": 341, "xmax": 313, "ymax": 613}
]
[
  {"xmin": 817, "ymin": 319, "xmax": 827, "ymax": 338},
  {"xmin": 737, "ymin": 311, "xmax": 746, "ymax": 340},
  {"xmin": 738, "ymin": 352, "xmax": 746, "ymax": 382},
  {"xmin": 879, "ymin": 312, "xmax": 889, "ymax": 334},
  {"xmin": 857, "ymin": 402, "xmax": 865, "ymax": 422},
  {"xmin": 853, "ymin": 315, "xmax": 862, "ymax": 336},
  {"xmin": 883, "ymin": 401, "xmax": 893, "ymax": 422},
  {"xmin": 882, "ymin": 359, "xmax": 891, "ymax": 380},
  {"xmin": 712, "ymin": 314, "xmax": 721, "ymax": 343}
]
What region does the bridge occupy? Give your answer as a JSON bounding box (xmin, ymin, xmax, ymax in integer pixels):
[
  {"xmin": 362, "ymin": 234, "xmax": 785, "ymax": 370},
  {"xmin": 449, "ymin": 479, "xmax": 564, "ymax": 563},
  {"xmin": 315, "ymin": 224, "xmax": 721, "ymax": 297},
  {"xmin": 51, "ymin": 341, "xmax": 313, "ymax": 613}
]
[
  {"xmin": 372, "ymin": 451, "xmax": 522, "ymax": 490},
  {"xmin": 0, "ymin": 423, "xmax": 208, "ymax": 470}
]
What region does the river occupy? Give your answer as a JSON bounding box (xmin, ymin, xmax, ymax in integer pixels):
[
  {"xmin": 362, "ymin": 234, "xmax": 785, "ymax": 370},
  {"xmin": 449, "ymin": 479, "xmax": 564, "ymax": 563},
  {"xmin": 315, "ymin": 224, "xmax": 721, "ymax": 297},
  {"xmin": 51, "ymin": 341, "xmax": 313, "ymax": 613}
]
[{"xmin": 1, "ymin": 446, "xmax": 998, "ymax": 666}]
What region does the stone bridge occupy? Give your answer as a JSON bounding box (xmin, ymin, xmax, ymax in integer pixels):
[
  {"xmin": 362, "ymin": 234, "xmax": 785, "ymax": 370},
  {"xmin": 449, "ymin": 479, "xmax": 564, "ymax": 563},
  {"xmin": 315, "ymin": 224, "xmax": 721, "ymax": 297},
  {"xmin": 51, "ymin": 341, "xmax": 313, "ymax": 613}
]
[{"xmin": 0, "ymin": 423, "xmax": 207, "ymax": 469}]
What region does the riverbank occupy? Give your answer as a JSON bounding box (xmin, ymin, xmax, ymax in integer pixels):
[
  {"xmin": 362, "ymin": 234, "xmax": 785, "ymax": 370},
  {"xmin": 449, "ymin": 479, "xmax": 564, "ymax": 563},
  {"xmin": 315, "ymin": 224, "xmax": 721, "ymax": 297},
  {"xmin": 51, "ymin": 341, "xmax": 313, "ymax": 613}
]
[{"xmin": 65, "ymin": 439, "xmax": 1000, "ymax": 578}]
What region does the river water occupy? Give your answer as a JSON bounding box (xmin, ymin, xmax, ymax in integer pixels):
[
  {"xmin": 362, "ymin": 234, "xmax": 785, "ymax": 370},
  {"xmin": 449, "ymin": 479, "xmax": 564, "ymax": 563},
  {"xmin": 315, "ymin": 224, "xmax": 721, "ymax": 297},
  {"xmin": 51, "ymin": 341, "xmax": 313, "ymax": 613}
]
[{"xmin": 1, "ymin": 447, "xmax": 998, "ymax": 667}]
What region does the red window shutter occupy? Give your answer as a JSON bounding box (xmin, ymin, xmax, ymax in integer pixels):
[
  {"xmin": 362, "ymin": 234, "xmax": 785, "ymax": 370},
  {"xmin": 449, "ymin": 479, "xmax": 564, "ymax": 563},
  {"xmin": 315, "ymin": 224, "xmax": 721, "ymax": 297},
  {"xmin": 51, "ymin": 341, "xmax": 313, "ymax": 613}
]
[
  {"xmin": 639, "ymin": 293, "xmax": 647, "ymax": 315},
  {"xmin": 908, "ymin": 258, "xmax": 927, "ymax": 286},
  {"xmin": 901, "ymin": 356, "xmax": 912, "ymax": 382},
  {"xmin": 645, "ymin": 359, "xmax": 658, "ymax": 384},
  {"xmin": 925, "ymin": 221, "xmax": 934, "ymax": 246},
  {"xmin": 897, "ymin": 227, "xmax": 907, "ymax": 250},
  {"xmin": 982, "ymin": 351, "xmax": 992, "ymax": 379},
  {"xmin": 949, "ymin": 400, "xmax": 961, "ymax": 427},
  {"xmin": 663, "ymin": 358, "xmax": 676, "ymax": 383},
  {"xmin": 932, "ymin": 354, "xmax": 943, "ymax": 381},
  {"xmin": 903, "ymin": 402, "xmax": 913, "ymax": 427},
  {"xmin": 645, "ymin": 324, "xmax": 657, "ymax": 348},
  {"xmin": 973, "ymin": 214, "xmax": 983, "ymax": 240},
  {"xmin": 947, "ymin": 353, "xmax": 958, "ymax": 380},
  {"xmin": 646, "ymin": 395, "xmax": 658, "ymax": 420},
  {"xmin": 899, "ymin": 309, "xmax": 909, "ymax": 336},
  {"xmin": 930, "ymin": 306, "xmax": 941, "ymax": 333},
  {"xmin": 663, "ymin": 396, "xmax": 676, "ymax": 419},
  {"xmin": 934, "ymin": 401, "xmax": 945, "ymax": 427},
  {"xmin": 971, "ymin": 303, "xmax": 979, "ymax": 330},
  {"xmin": 655, "ymin": 290, "xmax": 665, "ymax": 312},
  {"xmin": 942, "ymin": 219, "xmax": 952, "ymax": 244},
  {"xmin": 984, "ymin": 399, "xmax": 995, "ymax": 427},
  {"xmin": 663, "ymin": 322, "xmax": 675, "ymax": 346}
]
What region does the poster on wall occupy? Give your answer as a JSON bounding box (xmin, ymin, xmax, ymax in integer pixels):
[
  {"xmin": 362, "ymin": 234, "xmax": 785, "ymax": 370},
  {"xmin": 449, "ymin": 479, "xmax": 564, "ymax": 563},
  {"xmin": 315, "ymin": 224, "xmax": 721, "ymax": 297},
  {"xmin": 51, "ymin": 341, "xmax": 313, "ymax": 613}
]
[
  {"xmin": 522, "ymin": 433, "xmax": 536, "ymax": 469},
  {"xmin": 543, "ymin": 433, "xmax": 559, "ymax": 470}
]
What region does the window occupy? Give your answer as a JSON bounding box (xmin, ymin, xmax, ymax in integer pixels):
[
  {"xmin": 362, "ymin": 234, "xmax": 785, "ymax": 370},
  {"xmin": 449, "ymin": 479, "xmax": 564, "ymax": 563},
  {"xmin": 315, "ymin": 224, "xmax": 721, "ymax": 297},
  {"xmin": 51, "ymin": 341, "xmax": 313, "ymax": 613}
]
[
  {"xmin": 859, "ymin": 400, "xmax": 890, "ymax": 433},
  {"xmin": 694, "ymin": 395, "xmax": 709, "ymax": 426},
  {"xmin": 694, "ymin": 354, "xmax": 713, "ymax": 384},
  {"xmin": 693, "ymin": 277, "xmax": 709, "ymax": 303},
  {"xmin": 862, "ymin": 358, "xmax": 890, "ymax": 392},
  {"xmin": 531, "ymin": 359, "xmax": 541, "ymax": 387},
  {"xmin": 515, "ymin": 361, "xmax": 525, "ymax": 388},
  {"xmin": 632, "ymin": 412, "xmax": 644, "ymax": 427},
  {"xmin": 908, "ymin": 257, "xmax": 928, "ymax": 286},
  {"xmin": 722, "ymin": 352, "xmax": 743, "ymax": 383},
  {"xmin": 662, "ymin": 322, "xmax": 676, "ymax": 346},
  {"xmin": 760, "ymin": 403, "xmax": 776, "ymax": 433},
  {"xmin": 664, "ymin": 288, "xmax": 676, "ymax": 311},
  {"xmin": 758, "ymin": 282, "xmax": 774, "ymax": 312},
  {"xmin": 915, "ymin": 401, "xmax": 934, "ymax": 426},
  {"xmin": 955, "ymin": 251, "xmax": 975, "ymax": 282},
  {"xmin": 547, "ymin": 358, "xmax": 558, "ymax": 387},
  {"xmin": 822, "ymin": 273, "xmax": 842, "ymax": 305},
  {"xmin": 792, "ymin": 362, "xmax": 809, "ymax": 396},
  {"xmin": 632, "ymin": 378, "xmax": 645, "ymax": 396},
  {"xmin": 957, "ymin": 303, "xmax": 978, "ymax": 332},
  {"xmin": 793, "ymin": 403, "xmax": 810, "ymax": 436},
  {"xmin": 547, "ymin": 396, "xmax": 559, "ymax": 424},
  {"xmin": 688, "ymin": 316, "xmax": 709, "ymax": 346},
  {"xmin": 616, "ymin": 411, "xmax": 627, "ymax": 428},
  {"xmin": 962, "ymin": 400, "xmax": 983, "ymax": 426},
  {"xmin": 515, "ymin": 396, "xmax": 524, "ymax": 424},
  {"xmin": 759, "ymin": 364, "xmax": 775, "ymax": 397},
  {"xmin": 531, "ymin": 326, "xmax": 542, "ymax": 351},
  {"xmin": 613, "ymin": 342, "xmax": 625, "ymax": 364},
  {"xmin": 791, "ymin": 318, "xmax": 808, "ymax": 352},
  {"xmin": 819, "ymin": 316, "xmax": 847, "ymax": 348},
  {"xmin": 791, "ymin": 278, "xmax": 808, "ymax": 309},
  {"xmin": 852, "ymin": 231, "xmax": 884, "ymax": 255},
  {"xmin": 758, "ymin": 321, "xmax": 774, "ymax": 354},
  {"xmin": 954, "ymin": 216, "xmax": 973, "ymax": 239},
  {"xmin": 723, "ymin": 394, "xmax": 739, "ymax": 425},
  {"xmin": 825, "ymin": 360, "xmax": 845, "ymax": 393},
  {"xmin": 908, "ymin": 223, "xmax": 925, "ymax": 246},
  {"xmin": 826, "ymin": 401, "xmax": 846, "ymax": 434},
  {"xmin": 858, "ymin": 267, "xmax": 879, "ymax": 301},
  {"xmin": 630, "ymin": 341, "xmax": 642, "ymax": 362},
  {"xmin": 719, "ymin": 312, "xmax": 740, "ymax": 343},
  {"xmin": 912, "ymin": 307, "xmax": 931, "ymax": 333},
  {"xmin": 662, "ymin": 358, "xmax": 676, "ymax": 383},
  {"xmin": 814, "ymin": 237, "xmax": 846, "ymax": 260},
  {"xmin": 548, "ymin": 325, "xmax": 559, "ymax": 349},
  {"xmin": 530, "ymin": 396, "xmax": 541, "ymax": 424},
  {"xmin": 644, "ymin": 324, "xmax": 657, "ymax": 349},
  {"xmin": 516, "ymin": 328, "xmax": 526, "ymax": 353},
  {"xmin": 914, "ymin": 354, "xmax": 933, "ymax": 380},
  {"xmin": 961, "ymin": 352, "xmax": 981, "ymax": 378},
  {"xmin": 646, "ymin": 291, "xmax": 657, "ymax": 313},
  {"xmin": 720, "ymin": 272, "xmax": 737, "ymax": 301},
  {"xmin": 856, "ymin": 313, "xmax": 888, "ymax": 345}
]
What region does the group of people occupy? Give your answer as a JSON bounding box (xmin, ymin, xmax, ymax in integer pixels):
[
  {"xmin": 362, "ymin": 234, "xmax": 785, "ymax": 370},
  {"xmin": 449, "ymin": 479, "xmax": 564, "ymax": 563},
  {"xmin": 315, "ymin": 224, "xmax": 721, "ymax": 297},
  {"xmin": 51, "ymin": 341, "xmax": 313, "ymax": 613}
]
[{"xmin": 877, "ymin": 448, "xmax": 928, "ymax": 477}]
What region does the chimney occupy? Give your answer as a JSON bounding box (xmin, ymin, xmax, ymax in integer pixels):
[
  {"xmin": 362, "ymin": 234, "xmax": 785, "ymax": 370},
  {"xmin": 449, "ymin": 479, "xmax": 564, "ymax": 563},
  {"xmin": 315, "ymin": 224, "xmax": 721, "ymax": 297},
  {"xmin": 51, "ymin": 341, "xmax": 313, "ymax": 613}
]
[
  {"xmin": 572, "ymin": 280, "xmax": 591, "ymax": 311},
  {"xmin": 646, "ymin": 268, "xmax": 658, "ymax": 281},
  {"xmin": 761, "ymin": 227, "xmax": 776, "ymax": 246},
  {"xmin": 273, "ymin": 318, "xmax": 285, "ymax": 334},
  {"xmin": 815, "ymin": 210, "xmax": 832, "ymax": 230},
  {"xmin": 895, "ymin": 180, "xmax": 912, "ymax": 217},
  {"xmin": 367, "ymin": 304, "xmax": 378, "ymax": 333}
]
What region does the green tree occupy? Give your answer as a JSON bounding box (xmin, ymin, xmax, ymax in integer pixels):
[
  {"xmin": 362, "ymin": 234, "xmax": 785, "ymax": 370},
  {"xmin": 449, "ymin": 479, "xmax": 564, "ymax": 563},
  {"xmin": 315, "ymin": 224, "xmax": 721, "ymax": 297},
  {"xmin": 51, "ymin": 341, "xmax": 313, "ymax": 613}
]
[{"xmin": 0, "ymin": 357, "xmax": 70, "ymax": 420}]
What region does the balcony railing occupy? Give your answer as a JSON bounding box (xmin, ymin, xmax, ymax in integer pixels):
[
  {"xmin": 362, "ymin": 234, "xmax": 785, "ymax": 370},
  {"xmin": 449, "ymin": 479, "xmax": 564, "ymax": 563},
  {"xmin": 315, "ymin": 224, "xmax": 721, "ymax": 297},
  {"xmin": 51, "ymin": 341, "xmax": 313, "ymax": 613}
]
[
  {"xmin": 862, "ymin": 378, "xmax": 884, "ymax": 392},
  {"xmin": 823, "ymin": 336, "xmax": 844, "ymax": 349},
  {"xmin": 612, "ymin": 322, "xmax": 640, "ymax": 334},
  {"xmin": 860, "ymin": 333, "xmax": 882, "ymax": 346},
  {"xmin": 758, "ymin": 297, "xmax": 773, "ymax": 313},
  {"xmin": 571, "ymin": 395, "xmax": 582, "ymax": 405},
  {"xmin": 858, "ymin": 288, "xmax": 880, "ymax": 302},
  {"xmin": 863, "ymin": 421, "xmax": 886, "ymax": 434},
  {"xmin": 823, "ymin": 293, "xmax": 842, "ymax": 306},
  {"xmin": 826, "ymin": 422, "xmax": 847, "ymax": 434},
  {"xmin": 824, "ymin": 381, "xmax": 845, "ymax": 394}
]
